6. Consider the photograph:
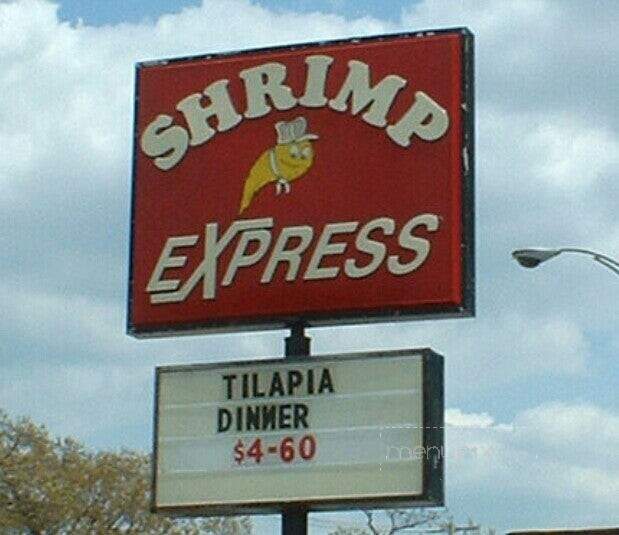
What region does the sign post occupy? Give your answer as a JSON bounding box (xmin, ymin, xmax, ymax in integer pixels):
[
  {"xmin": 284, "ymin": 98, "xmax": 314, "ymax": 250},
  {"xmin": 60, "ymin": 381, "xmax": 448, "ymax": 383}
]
[
  {"xmin": 282, "ymin": 324, "xmax": 311, "ymax": 534},
  {"xmin": 132, "ymin": 27, "xmax": 472, "ymax": 531}
]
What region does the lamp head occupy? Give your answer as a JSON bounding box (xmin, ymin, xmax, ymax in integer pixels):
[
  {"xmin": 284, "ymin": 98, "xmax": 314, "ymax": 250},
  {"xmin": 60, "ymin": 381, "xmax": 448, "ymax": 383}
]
[{"xmin": 512, "ymin": 248, "xmax": 560, "ymax": 268}]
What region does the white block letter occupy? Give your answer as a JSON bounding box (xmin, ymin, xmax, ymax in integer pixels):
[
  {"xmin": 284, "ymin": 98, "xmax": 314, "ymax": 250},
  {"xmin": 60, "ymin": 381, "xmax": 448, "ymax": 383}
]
[
  {"xmin": 329, "ymin": 60, "xmax": 406, "ymax": 128},
  {"xmin": 140, "ymin": 115, "xmax": 190, "ymax": 170},
  {"xmin": 261, "ymin": 226, "xmax": 314, "ymax": 283},
  {"xmin": 222, "ymin": 229, "xmax": 272, "ymax": 286},
  {"xmin": 388, "ymin": 214, "xmax": 439, "ymax": 275},
  {"xmin": 240, "ymin": 62, "xmax": 297, "ymax": 119},
  {"xmin": 386, "ymin": 91, "xmax": 449, "ymax": 147},
  {"xmin": 304, "ymin": 222, "xmax": 358, "ymax": 280},
  {"xmin": 176, "ymin": 80, "xmax": 242, "ymax": 147},
  {"xmin": 147, "ymin": 235, "xmax": 199, "ymax": 296},
  {"xmin": 344, "ymin": 217, "xmax": 395, "ymax": 279},
  {"xmin": 299, "ymin": 55, "xmax": 334, "ymax": 108}
]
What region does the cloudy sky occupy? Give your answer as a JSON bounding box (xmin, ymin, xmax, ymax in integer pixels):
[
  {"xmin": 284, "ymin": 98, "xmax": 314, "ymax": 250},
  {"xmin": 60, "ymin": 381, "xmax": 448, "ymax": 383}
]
[{"xmin": 1, "ymin": 0, "xmax": 618, "ymax": 533}]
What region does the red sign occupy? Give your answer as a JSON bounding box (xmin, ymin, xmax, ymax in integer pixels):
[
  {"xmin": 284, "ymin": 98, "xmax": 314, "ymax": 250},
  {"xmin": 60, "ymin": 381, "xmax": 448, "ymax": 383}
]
[{"xmin": 128, "ymin": 29, "xmax": 474, "ymax": 336}]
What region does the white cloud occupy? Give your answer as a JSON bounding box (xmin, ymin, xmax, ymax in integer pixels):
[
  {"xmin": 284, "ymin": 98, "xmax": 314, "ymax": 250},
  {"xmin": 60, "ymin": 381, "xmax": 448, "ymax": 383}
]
[
  {"xmin": 314, "ymin": 311, "xmax": 590, "ymax": 399},
  {"xmin": 526, "ymin": 114, "xmax": 619, "ymax": 192},
  {"xmin": 0, "ymin": 0, "xmax": 618, "ymax": 531},
  {"xmin": 447, "ymin": 403, "xmax": 619, "ymax": 527},
  {"xmin": 513, "ymin": 402, "xmax": 619, "ymax": 470},
  {"xmin": 402, "ymin": 1, "xmax": 619, "ymax": 120},
  {"xmin": 446, "ymin": 408, "xmax": 496, "ymax": 429},
  {"xmin": 0, "ymin": 359, "xmax": 157, "ymax": 449}
]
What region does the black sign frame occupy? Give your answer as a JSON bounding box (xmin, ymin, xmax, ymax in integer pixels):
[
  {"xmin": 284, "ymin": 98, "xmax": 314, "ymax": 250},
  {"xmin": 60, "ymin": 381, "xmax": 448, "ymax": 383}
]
[{"xmin": 127, "ymin": 27, "xmax": 475, "ymax": 338}]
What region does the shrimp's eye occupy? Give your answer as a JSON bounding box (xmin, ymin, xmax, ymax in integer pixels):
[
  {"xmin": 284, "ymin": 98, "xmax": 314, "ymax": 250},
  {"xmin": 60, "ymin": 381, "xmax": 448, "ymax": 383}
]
[
  {"xmin": 289, "ymin": 144, "xmax": 300, "ymax": 158},
  {"xmin": 301, "ymin": 146, "xmax": 312, "ymax": 159}
]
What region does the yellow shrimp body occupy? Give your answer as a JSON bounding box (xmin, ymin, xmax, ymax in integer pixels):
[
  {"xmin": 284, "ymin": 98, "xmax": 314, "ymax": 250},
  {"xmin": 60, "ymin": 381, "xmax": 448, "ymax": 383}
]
[{"xmin": 239, "ymin": 140, "xmax": 315, "ymax": 214}]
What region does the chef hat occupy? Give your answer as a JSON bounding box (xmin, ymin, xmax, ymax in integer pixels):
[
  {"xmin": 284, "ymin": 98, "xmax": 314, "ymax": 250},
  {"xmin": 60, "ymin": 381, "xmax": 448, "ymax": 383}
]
[{"xmin": 275, "ymin": 116, "xmax": 319, "ymax": 144}]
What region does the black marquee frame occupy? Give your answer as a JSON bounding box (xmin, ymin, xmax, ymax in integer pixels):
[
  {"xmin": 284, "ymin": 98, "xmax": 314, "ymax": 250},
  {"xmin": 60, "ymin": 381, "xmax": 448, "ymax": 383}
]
[{"xmin": 151, "ymin": 348, "xmax": 444, "ymax": 516}]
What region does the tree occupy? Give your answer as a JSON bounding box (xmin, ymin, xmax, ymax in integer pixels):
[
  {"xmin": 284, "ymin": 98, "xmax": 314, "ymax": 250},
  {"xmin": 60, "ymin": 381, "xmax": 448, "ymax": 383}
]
[
  {"xmin": 330, "ymin": 509, "xmax": 495, "ymax": 535},
  {"xmin": 0, "ymin": 409, "xmax": 251, "ymax": 534},
  {"xmin": 330, "ymin": 508, "xmax": 448, "ymax": 535}
]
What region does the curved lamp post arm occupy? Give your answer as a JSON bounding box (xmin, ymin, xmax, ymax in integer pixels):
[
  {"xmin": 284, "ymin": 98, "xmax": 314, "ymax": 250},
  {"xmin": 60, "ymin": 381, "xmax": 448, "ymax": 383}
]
[
  {"xmin": 512, "ymin": 247, "xmax": 619, "ymax": 276},
  {"xmin": 558, "ymin": 248, "xmax": 619, "ymax": 275},
  {"xmin": 594, "ymin": 256, "xmax": 619, "ymax": 276}
]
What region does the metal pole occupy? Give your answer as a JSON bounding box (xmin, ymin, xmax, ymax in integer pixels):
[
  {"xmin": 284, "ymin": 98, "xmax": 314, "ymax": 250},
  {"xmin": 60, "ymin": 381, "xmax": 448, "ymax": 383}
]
[
  {"xmin": 285, "ymin": 322, "xmax": 311, "ymax": 358},
  {"xmin": 282, "ymin": 506, "xmax": 308, "ymax": 535},
  {"xmin": 282, "ymin": 322, "xmax": 310, "ymax": 534}
]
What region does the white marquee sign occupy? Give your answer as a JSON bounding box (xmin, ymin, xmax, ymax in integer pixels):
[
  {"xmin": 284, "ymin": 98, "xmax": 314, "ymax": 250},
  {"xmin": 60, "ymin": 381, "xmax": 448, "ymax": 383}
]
[{"xmin": 152, "ymin": 349, "xmax": 443, "ymax": 514}]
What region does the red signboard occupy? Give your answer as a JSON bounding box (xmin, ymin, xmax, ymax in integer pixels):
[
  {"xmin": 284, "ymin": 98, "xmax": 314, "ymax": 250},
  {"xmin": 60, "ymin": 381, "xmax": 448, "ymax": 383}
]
[{"xmin": 128, "ymin": 29, "xmax": 474, "ymax": 336}]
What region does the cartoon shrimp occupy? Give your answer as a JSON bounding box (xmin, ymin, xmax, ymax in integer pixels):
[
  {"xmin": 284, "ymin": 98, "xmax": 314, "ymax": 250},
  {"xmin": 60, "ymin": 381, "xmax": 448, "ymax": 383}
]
[{"xmin": 239, "ymin": 117, "xmax": 318, "ymax": 214}]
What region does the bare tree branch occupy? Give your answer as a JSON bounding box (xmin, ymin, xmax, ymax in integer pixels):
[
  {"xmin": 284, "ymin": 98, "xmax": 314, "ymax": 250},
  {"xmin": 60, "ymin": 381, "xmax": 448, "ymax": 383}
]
[
  {"xmin": 332, "ymin": 508, "xmax": 450, "ymax": 535},
  {"xmin": 364, "ymin": 510, "xmax": 381, "ymax": 535}
]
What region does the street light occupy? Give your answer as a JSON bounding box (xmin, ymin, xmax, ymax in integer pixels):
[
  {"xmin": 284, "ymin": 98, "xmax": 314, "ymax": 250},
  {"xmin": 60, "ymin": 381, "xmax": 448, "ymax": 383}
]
[{"xmin": 512, "ymin": 247, "xmax": 619, "ymax": 276}]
